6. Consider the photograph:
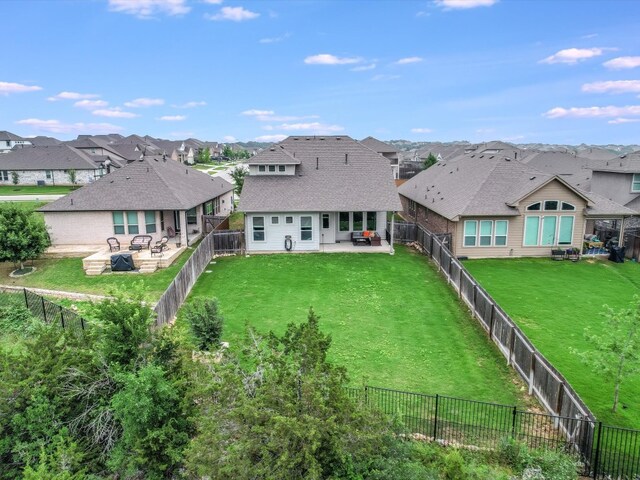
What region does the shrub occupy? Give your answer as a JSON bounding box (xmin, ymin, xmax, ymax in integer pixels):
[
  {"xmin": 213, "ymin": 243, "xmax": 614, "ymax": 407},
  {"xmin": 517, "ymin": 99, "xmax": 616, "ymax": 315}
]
[
  {"xmin": 0, "ymin": 302, "xmax": 40, "ymax": 336},
  {"xmin": 182, "ymin": 298, "xmax": 223, "ymax": 351}
]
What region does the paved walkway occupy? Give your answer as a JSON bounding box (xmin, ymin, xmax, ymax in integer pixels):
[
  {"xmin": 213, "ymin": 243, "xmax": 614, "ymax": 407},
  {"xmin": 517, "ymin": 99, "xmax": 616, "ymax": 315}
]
[{"xmin": 0, "ymin": 194, "xmax": 65, "ymax": 201}]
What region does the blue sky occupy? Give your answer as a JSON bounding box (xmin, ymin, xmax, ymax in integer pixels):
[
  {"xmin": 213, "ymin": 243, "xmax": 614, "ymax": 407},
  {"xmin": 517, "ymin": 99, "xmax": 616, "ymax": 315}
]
[{"xmin": 2, "ymin": 0, "xmax": 640, "ymax": 144}]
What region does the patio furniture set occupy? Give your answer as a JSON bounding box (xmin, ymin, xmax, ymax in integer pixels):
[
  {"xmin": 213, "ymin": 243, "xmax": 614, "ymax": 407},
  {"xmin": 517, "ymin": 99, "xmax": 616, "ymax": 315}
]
[
  {"xmin": 350, "ymin": 231, "xmax": 382, "ymax": 247},
  {"xmin": 107, "ymin": 235, "xmax": 170, "ymax": 257}
]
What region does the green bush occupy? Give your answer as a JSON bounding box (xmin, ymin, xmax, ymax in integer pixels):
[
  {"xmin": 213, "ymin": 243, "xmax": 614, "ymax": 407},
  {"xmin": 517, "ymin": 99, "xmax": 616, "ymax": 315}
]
[
  {"xmin": 182, "ymin": 298, "xmax": 223, "ymax": 351},
  {"xmin": 0, "ymin": 303, "xmax": 40, "ymax": 336},
  {"xmin": 495, "ymin": 438, "xmax": 579, "ymax": 479}
]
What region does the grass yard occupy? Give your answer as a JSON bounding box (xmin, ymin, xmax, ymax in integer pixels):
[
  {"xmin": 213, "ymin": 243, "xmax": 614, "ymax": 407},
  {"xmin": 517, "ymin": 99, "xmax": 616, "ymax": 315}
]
[
  {"xmin": 0, "ymin": 185, "xmax": 76, "ymax": 195},
  {"xmin": 228, "ymin": 211, "xmax": 244, "ymax": 230},
  {"xmin": 0, "ymin": 201, "xmax": 47, "ymax": 211},
  {"xmin": 183, "ymin": 246, "xmax": 524, "ymax": 405},
  {"xmin": 464, "ymin": 257, "xmax": 640, "ymax": 428},
  {"xmin": 0, "ymin": 247, "xmax": 194, "ymax": 300}
]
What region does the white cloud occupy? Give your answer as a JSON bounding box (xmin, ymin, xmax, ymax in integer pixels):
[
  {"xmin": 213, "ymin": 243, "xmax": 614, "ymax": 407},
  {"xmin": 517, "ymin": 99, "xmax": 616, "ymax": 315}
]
[
  {"xmin": 124, "ymin": 97, "xmax": 165, "ymax": 108},
  {"xmin": 351, "ymin": 63, "xmax": 376, "ymax": 72},
  {"xmin": 304, "ymin": 54, "xmax": 361, "ymax": 65},
  {"xmin": 108, "ymin": 0, "xmax": 190, "ymax": 18},
  {"xmin": 169, "ymin": 131, "xmax": 195, "ymax": 138},
  {"xmin": 74, "ymin": 99, "xmax": 108, "ymax": 109},
  {"xmin": 416, "ymin": 11, "xmax": 430, "ymax": 17},
  {"xmin": 255, "ymin": 134, "xmax": 287, "ymax": 142},
  {"xmin": 172, "ymin": 101, "xmax": 207, "ymax": 108},
  {"xmin": 16, "ymin": 118, "xmax": 122, "ymax": 134},
  {"xmin": 582, "ymin": 80, "xmax": 640, "ymax": 94},
  {"xmin": 435, "ymin": 0, "xmax": 498, "ymax": 9},
  {"xmin": 242, "ymin": 109, "xmax": 275, "ymax": 116},
  {"xmin": 158, "ymin": 115, "xmax": 187, "ymax": 121},
  {"xmin": 544, "ymin": 105, "xmax": 640, "ymax": 119},
  {"xmin": 47, "ymin": 91, "xmax": 99, "ymax": 101},
  {"xmin": 540, "ymin": 47, "xmax": 608, "ymax": 65},
  {"xmin": 259, "ymin": 33, "xmax": 291, "ymax": 44},
  {"xmin": 202, "ymin": 0, "xmax": 223, "ymax": 3},
  {"xmin": 0, "ymin": 81, "xmax": 42, "ymax": 95},
  {"xmin": 205, "ymin": 6, "xmax": 259, "ymax": 21},
  {"xmin": 411, "ymin": 128, "xmax": 433, "ymax": 134},
  {"xmin": 603, "ymin": 56, "xmax": 640, "ymax": 70},
  {"xmin": 396, "ymin": 57, "xmax": 423, "ymax": 65},
  {"xmin": 223, "ymin": 135, "xmax": 237, "ymax": 142},
  {"xmin": 92, "ymin": 108, "xmax": 139, "ymax": 118},
  {"xmin": 608, "ymin": 118, "xmax": 640, "ymax": 124},
  {"xmin": 371, "ymin": 74, "xmax": 400, "ymax": 81}
]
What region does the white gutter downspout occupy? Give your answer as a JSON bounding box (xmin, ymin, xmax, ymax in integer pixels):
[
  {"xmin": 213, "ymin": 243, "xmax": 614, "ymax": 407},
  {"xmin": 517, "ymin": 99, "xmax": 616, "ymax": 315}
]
[{"xmin": 390, "ymin": 211, "xmax": 395, "ymax": 255}]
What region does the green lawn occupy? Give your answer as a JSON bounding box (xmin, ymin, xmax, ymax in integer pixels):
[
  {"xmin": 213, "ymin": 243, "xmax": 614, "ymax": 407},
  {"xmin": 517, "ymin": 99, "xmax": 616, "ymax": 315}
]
[
  {"xmin": 464, "ymin": 257, "xmax": 640, "ymax": 428},
  {"xmin": 0, "ymin": 247, "xmax": 194, "ymax": 300},
  {"xmin": 183, "ymin": 246, "xmax": 524, "ymax": 405},
  {"xmin": 0, "ymin": 185, "xmax": 77, "ymax": 195},
  {"xmin": 228, "ymin": 211, "xmax": 244, "ymax": 230},
  {"xmin": 0, "ymin": 201, "xmax": 47, "ymax": 211}
]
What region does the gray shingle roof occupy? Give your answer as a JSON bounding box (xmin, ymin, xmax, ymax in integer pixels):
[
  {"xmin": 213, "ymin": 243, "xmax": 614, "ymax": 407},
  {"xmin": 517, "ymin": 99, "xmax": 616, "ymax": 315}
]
[
  {"xmin": 521, "ymin": 151, "xmax": 593, "ymax": 190},
  {"xmin": 582, "ymin": 190, "xmax": 638, "ymax": 216},
  {"xmin": 588, "ymin": 152, "xmax": 640, "ymax": 173},
  {"xmin": 28, "ymin": 136, "xmax": 62, "ymax": 146},
  {"xmin": 246, "ymin": 145, "xmax": 300, "ymax": 165},
  {"xmin": 0, "ymin": 131, "xmax": 25, "ymax": 141},
  {"xmin": 0, "ymin": 145, "xmax": 101, "ymax": 170},
  {"xmin": 40, "ymin": 157, "xmax": 234, "ymax": 212},
  {"xmin": 399, "ymin": 153, "xmax": 636, "ymax": 220},
  {"xmin": 360, "ymin": 136, "xmax": 399, "ymax": 154},
  {"xmin": 239, "ymin": 135, "xmax": 402, "ymax": 213}
]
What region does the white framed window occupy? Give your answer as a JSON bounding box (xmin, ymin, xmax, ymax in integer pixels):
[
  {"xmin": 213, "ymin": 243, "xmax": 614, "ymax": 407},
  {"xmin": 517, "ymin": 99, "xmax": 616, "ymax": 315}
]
[
  {"xmin": 268, "ymin": 165, "xmax": 276, "ymax": 172},
  {"xmin": 339, "ymin": 212, "xmax": 349, "ymax": 231},
  {"xmin": 253, "ymin": 216, "xmax": 265, "ymax": 241},
  {"xmin": 526, "ymin": 202, "xmax": 541, "ymax": 211},
  {"xmin": 186, "ymin": 207, "xmax": 197, "ymax": 225},
  {"xmin": 408, "ymin": 199, "xmax": 416, "ymax": 217},
  {"xmin": 45, "ymin": 170, "xmax": 52, "ymax": 180},
  {"xmin": 300, "ymin": 216, "xmax": 312, "ymax": 241},
  {"xmin": 632, "ymin": 173, "xmax": 640, "ymax": 193},
  {"xmin": 204, "ymin": 201, "xmax": 213, "ymax": 215},
  {"xmin": 524, "ymin": 216, "xmax": 540, "ymax": 246},
  {"xmin": 494, "ymin": 220, "xmax": 508, "ymax": 246},
  {"xmin": 543, "ymin": 200, "xmax": 559, "ymax": 211},
  {"xmin": 366, "ymin": 212, "xmax": 377, "ymax": 231},
  {"xmin": 213, "ymin": 197, "xmax": 220, "ymax": 214},
  {"xmin": 126, "ymin": 211, "xmax": 139, "ymax": 234},
  {"xmin": 285, "ymin": 216, "xmax": 294, "ymax": 224},
  {"xmin": 145, "ymin": 211, "xmax": 157, "ymax": 234},
  {"xmin": 353, "ymin": 212, "xmax": 363, "ymax": 231},
  {"xmin": 561, "ymin": 202, "xmax": 576, "ymax": 211},
  {"xmin": 271, "ymin": 215, "xmax": 279, "ymax": 225},
  {"xmin": 322, "ymin": 213, "xmax": 330, "ymax": 229},
  {"xmin": 0, "ymin": 171, "xmax": 8, "ymax": 181},
  {"xmin": 479, "ymin": 220, "xmax": 493, "ymax": 246},
  {"xmin": 558, "ymin": 216, "xmax": 574, "ymax": 245},
  {"xmin": 524, "ymin": 215, "xmax": 574, "ymax": 246},
  {"xmin": 540, "ymin": 216, "xmax": 557, "ymax": 245},
  {"xmin": 113, "ymin": 211, "xmax": 125, "ymax": 235},
  {"xmin": 464, "ymin": 220, "xmax": 477, "ymax": 246},
  {"xmin": 278, "ymin": 165, "xmax": 286, "ymax": 172},
  {"xmin": 258, "ymin": 165, "xmax": 265, "ymax": 172}
]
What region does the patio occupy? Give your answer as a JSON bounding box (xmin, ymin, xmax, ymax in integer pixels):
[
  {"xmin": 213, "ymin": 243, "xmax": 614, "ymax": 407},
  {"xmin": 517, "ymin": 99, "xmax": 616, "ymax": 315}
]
[
  {"xmin": 248, "ymin": 239, "xmax": 392, "ymax": 255},
  {"xmin": 82, "ymin": 242, "xmax": 186, "ymax": 275}
]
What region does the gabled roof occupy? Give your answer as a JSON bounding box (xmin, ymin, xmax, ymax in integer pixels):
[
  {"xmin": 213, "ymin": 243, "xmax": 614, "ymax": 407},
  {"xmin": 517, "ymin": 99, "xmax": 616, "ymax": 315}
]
[
  {"xmin": 399, "ymin": 154, "xmax": 576, "ymax": 220},
  {"xmin": 588, "ymin": 152, "xmax": 640, "ymax": 173},
  {"xmin": 65, "ymin": 137, "xmax": 128, "ymax": 161},
  {"xmin": 246, "ymin": 145, "xmax": 300, "ymax": 165},
  {"xmin": 583, "ymin": 190, "xmax": 638, "ymax": 217},
  {"xmin": 360, "ymin": 136, "xmax": 399, "ymax": 154},
  {"xmin": 521, "ymin": 151, "xmax": 593, "ymax": 190},
  {"xmin": 28, "ymin": 136, "xmax": 62, "ymax": 146},
  {"xmin": 0, "ymin": 145, "xmax": 104, "ymax": 170},
  {"xmin": 240, "ymin": 135, "xmax": 402, "ymax": 213},
  {"xmin": 40, "ymin": 157, "xmax": 234, "ymax": 212},
  {"xmin": 0, "ymin": 131, "xmax": 25, "ymax": 141}
]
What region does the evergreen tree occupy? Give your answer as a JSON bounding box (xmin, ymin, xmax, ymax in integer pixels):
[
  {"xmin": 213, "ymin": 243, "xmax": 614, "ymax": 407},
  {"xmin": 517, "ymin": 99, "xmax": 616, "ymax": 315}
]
[{"xmin": 0, "ymin": 203, "xmax": 50, "ymax": 270}]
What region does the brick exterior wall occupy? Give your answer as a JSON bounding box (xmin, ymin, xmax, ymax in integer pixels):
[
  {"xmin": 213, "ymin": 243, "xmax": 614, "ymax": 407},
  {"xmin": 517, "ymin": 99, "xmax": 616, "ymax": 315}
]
[{"xmin": 400, "ymin": 194, "xmax": 456, "ymax": 236}]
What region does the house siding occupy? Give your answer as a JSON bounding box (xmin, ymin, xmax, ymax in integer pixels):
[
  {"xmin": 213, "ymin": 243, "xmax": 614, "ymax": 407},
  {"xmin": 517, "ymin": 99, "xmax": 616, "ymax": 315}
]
[
  {"xmin": 246, "ymin": 212, "xmax": 320, "ymax": 252},
  {"xmin": 454, "ymin": 180, "xmax": 588, "ymax": 258},
  {"xmin": 591, "ymin": 170, "xmax": 640, "ymax": 207},
  {"xmin": 0, "ymin": 169, "xmax": 96, "ymax": 185}
]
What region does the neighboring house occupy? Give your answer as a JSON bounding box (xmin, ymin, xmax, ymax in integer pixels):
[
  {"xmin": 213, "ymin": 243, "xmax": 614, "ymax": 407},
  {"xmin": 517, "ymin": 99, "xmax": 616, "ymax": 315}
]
[
  {"xmin": 360, "ymin": 136, "xmax": 400, "ymax": 179},
  {"xmin": 239, "ymin": 135, "xmax": 402, "ymax": 253},
  {"xmin": 0, "ymin": 131, "xmax": 32, "ymax": 153},
  {"xmin": 28, "ymin": 136, "xmax": 62, "ymax": 147},
  {"xmin": 588, "ymin": 153, "xmax": 640, "ymax": 212},
  {"xmin": 40, "ymin": 157, "xmax": 234, "ymax": 248},
  {"xmin": 398, "ymin": 153, "xmax": 636, "ymax": 258},
  {"xmin": 0, "ymin": 145, "xmax": 114, "ymax": 185}
]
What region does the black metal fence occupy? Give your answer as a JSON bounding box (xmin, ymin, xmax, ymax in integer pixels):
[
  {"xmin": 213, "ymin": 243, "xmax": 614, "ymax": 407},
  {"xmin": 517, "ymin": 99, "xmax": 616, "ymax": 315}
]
[
  {"xmin": 348, "ymin": 385, "xmax": 640, "ymax": 479},
  {"xmin": 0, "ymin": 288, "xmax": 88, "ymax": 331},
  {"xmin": 386, "ymin": 223, "xmax": 640, "ymax": 479}
]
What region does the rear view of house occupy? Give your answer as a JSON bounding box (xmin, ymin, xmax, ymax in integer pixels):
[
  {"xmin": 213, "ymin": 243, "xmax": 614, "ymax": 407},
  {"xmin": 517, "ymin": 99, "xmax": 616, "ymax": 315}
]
[{"xmin": 239, "ymin": 135, "xmax": 402, "ymax": 253}]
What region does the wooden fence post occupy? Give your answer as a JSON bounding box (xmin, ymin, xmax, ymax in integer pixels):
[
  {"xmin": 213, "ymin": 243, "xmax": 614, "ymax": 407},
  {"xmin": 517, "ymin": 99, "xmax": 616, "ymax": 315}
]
[
  {"xmin": 556, "ymin": 382, "xmax": 565, "ymax": 417},
  {"xmin": 507, "ymin": 326, "xmax": 515, "ymax": 366},
  {"xmin": 528, "ymin": 353, "xmax": 536, "ymax": 395}
]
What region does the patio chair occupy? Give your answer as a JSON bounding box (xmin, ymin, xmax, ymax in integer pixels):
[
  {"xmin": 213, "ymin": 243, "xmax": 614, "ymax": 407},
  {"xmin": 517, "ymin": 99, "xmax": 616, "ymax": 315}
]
[
  {"xmin": 107, "ymin": 237, "xmax": 120, "ymax": 252},
  {"xmin": 155, "ymin": 236, "xmax": 169, "ymax": 250}
]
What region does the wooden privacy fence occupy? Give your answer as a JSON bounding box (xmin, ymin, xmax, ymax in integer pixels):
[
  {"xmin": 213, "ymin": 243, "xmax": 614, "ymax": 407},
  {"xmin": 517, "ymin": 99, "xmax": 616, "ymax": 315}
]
[
  {"xmin": 392, "ymin": 223, "xmax": 640, "ymax": 476},
  {"xmin": 154, "ymin": 229, "xmax": 245, "ymax": 325}
]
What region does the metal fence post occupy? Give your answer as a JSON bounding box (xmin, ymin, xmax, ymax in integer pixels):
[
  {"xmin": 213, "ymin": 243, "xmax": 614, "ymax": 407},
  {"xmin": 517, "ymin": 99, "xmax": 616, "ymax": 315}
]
[
  {"xmin": 593, "ymin": 422, "xmax": 603, "ymax": 479},
  {"xmin": 433, "ymin": 394, "xmax": 439, "ymax": 440},
  {"xmin": 511, "ymin": 405, "xmax": 518, "ymax": 438},
  {"xmin": 59, "ymin": 305, "xmax": 65, "ymax": 329},
  {"xmin": 364, "ymin": 385, "xmax": 369, "ymax": 406},
  {"xmin": 81, "ymin": 317, "xmax": 85, "ymax": 331},
  {"xmin": 41, "ymin": 296, "xmax": 47, "ymax": 323},
  {"xmin": 23, "ymin": 288, "xmax": 29, "ymax": 308}
]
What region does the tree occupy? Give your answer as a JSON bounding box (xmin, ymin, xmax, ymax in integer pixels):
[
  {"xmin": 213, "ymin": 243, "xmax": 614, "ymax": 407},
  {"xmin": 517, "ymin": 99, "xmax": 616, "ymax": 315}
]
[
  {"xmin": 11, "ymin": 171, "xmax": 19, "ymax": 186},
  {"xmin": 182, "ymin": 298, "xmax": 224, "ymax": 351},
  {"xmin": 185, "ymin": 309, "xmax": 398, "ymax": 479},
  {"xmin": 573, "ymin": 296, "xmax": 640, "ymax": 412},
  {"xmin": 67, "ymin": 169, "xmax": 77, "ymax": 185},
  {"xmin": 196, "ymin": 148, "xmax": 211, "ymax": 164},
  {"xmin": 422, "ymin": 152, "xmax": 438, "ymax": 170},
  {"xmin": 230, "ymin": 165, "xmax": 247, "ymax": 196},
  {"xmin": 222, "ymin": 145, "xmax": 234, "ymax": 159},
  {"xmin": 0, "ymin": 203, "xmax": 50, "ymax": 270}
]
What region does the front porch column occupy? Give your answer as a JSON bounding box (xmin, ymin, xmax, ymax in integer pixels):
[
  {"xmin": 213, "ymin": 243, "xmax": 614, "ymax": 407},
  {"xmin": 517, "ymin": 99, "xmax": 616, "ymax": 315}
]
[
  {"xmin": 620, "ymin": 217, "xmax": 626, "ymax": 246},
  {"xmin": 180, "ymin": 210, "xmax": 188, "ymax": 247}
]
